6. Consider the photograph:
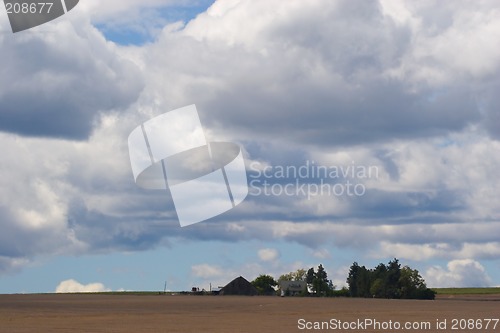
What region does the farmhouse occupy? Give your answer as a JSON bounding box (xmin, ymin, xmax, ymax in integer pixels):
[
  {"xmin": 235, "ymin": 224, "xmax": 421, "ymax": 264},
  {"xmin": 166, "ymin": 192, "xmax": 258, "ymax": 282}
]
[{"xmin": 280, "ymin": 280, "xmax": 307, "ymax": 296}]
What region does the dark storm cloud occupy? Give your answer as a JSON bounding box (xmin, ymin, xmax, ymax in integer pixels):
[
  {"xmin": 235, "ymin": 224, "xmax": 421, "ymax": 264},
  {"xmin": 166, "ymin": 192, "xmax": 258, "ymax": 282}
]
[
  {"xmin": 205, "ymin": 80, "xmax": 479, "ymax": 147},
  {"xmin": 0, "ymin": 22, "xmax": 143, "ymax": 139}
]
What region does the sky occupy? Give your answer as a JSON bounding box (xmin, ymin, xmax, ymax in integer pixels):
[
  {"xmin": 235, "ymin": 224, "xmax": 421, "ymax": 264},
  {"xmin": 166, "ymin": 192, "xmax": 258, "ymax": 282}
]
[{"xmin": 0, "ymin": 0, "xmax": 499, "ymax": 293}]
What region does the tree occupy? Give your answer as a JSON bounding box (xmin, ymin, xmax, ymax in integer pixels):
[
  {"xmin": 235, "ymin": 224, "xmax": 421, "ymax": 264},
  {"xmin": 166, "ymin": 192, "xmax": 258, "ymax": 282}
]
[
  {"xmin": 347, "ymin": 262, "xmax": 360, "ymax": 297},
  {"xmin": 346, "ymin": 259, "xmax": 435, "ymax": 300},
  {"xmin": 294, "ymin": 269, "xmax": 307, "ymax": 281},
  {"xmin": 347, "ymin": 262, "xmax": 373, "ymax": 297},
  {"xmin": 279, "ymin": 268, "xmax": 307, "ymax": 282},
  {"xmin": 356, "ymin": 265, "xmax": 372, "ymax": 298},
  {"xmin": 385, "ymin": 258, "xmax": 401, "ymax": 298},
  {"xmin": 371, "ymin": 263, "xmax": 388, "ymax": 298},
  {"xmin": 305, "ymin": 267, "xmax": 315, "ymax": 295},
  {"xmin": 306, "ymin": 267, "xmax": 315, "ymax": 284},
  {"xmin": 251, "ymin": 274, "xmax": 277, "ymax": 295},
  {"xmin": 370, "ymin": 278, "xmax": 384, "ymax": 298},
  {"xmin": 307, "ymin": 264, "xmax": 334, "ymax": 296},
  {"xmin": 399, "ymin": 266, "xmax": 436, "ymax": 300},
  {"xmin": 314, "ymin": 264, "xmax": 331, "ymax": 296}
]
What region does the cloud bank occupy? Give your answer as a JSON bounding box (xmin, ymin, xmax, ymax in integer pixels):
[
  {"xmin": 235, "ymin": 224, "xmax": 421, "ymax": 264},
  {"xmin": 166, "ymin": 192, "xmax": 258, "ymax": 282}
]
[
  {"xmin": 424, "ymin": 259, "xmax": 492, "ymax": 288},
  {"xmin": 0, "ymin": 0, "xmax": 499, "ymax": 287}
]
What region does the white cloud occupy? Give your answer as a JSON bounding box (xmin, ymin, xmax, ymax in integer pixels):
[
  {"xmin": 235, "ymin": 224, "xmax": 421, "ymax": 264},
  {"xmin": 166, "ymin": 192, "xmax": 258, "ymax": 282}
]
[
  {"xmin": 331, "ymin": 265, "xmax": 350, "ymax": 290},
  {"xmin": 424, "ymin": 259, "xmax": 492, "ymax": 288},
  {"xmin": 311, "ymin": 249, "xmax": 331, "ymax": 259},
  {"xmin": 258, "ymin": 248, "xmax": 279, "ymax": 262},
  {"xmin": 385, "ymin": 1, "xmax": 500, "ymax": 85},
  {"xmin": 191, "ymin": 264, "xmax": 224, "ymax": 279},
  {"xmin": 55, "ymin": 279, "xmax": 110, "ymax": 293}
]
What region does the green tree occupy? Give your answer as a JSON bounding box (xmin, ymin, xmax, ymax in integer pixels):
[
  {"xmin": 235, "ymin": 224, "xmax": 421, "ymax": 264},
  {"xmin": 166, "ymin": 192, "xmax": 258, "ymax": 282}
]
[
  {"xmin": 314, "ymin": 264, "xmax": 331, "ymax": 296},
  {"xmin": 279, "ymin": 272, "xmax": 294, "ymax": 282},
  {"xmin": 371, "ymin": 263, "xmax": 388, "ymax": 298},
  {"xmin": 346, "ymin": 259, "xmax": 435, "ymax": 300},
  {"xmin": 251, "ymin": 274, "xmax": 277, "ymax": 295},
  {"xmin": 347, "ymin": 262, "xmax": 371, "ymax": 297},
  {"xmin": 399, "ymin": 266, "xmax": 422, "ymax": 298},
  {"xmin": 356, "ymin": 265, "xmax": 372, "ymax": 298},
  {"xmin": 305, "ymin": 267, "xmax": 315, "ymax": 295},
  {"xmin": 307, "ymin": 264, "xmax": 334, "ymax": 296},
  {"xmin": 294, "ymin": 268, "xmax": 307, "ymax": 281},
  {"xmin": 385, "ymin": 258, "xmax": 401, "ymax": 298},
  {"xmin": 399, "ymin": 266, "xmax": 435, "ymax": 300},
  {"xmin": 306, "ymin": 267, "xmax": 315, "ymax": 284},
  {"xmin": 370, "ymin": 278, "xmax": 384, "ymax": 298},
  {"xmin": 279, "ymin": 268, "xmax": 307, "ymax": 282},
  {"xmin": 347, "ymin": 262, "xmax": 360, "ymax": 297}
]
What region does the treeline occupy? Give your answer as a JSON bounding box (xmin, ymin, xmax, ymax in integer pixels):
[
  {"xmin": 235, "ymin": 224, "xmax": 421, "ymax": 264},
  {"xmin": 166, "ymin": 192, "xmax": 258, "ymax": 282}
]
[
  {"xmin": 251, "ymin": 258, "xmax": 435, "ymax": 300},
  {"xmin": 347, "ymin": 259, "xmax": 435, "ymax": 300}
]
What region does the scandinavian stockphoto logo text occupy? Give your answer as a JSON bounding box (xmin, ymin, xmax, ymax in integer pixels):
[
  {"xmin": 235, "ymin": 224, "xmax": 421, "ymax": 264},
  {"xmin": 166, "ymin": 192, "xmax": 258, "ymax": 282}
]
[{"xmin": 248, "ymin": 160, "xmax": 379, "ymax": 200}]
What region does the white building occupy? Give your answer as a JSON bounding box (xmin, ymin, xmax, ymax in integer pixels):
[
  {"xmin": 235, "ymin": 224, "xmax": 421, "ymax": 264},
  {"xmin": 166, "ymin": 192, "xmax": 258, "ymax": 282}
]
[{"xmin": 279, "ymin": 280, "xmax": 307, "ymax": 296}]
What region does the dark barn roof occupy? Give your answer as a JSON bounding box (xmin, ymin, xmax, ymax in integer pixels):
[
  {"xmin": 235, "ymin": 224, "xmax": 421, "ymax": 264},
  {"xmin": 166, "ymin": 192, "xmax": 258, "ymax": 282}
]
[{"xmin": 220, "ymin": 276, "xmax": 258, "ymax": 296}]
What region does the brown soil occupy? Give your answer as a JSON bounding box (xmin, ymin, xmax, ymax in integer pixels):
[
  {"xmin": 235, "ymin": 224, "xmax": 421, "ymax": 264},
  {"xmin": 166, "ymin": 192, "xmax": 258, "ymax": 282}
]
[{"xmin": 0, "ymin": 294, "xmax": 498, "ymax": 332}]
